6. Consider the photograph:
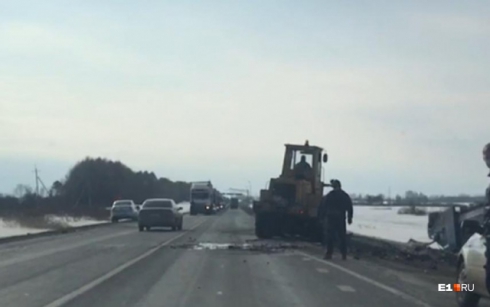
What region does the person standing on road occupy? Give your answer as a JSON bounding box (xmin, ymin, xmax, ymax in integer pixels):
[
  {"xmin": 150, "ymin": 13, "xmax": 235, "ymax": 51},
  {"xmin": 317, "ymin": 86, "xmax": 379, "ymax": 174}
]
[{"xmin": 318, "ymin": 179, "xmax": 353, "ymax": 260}]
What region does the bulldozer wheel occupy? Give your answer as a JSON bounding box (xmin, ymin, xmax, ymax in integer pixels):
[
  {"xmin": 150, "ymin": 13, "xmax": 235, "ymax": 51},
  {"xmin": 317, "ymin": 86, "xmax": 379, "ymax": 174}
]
[
  {"xmin": 255, "ymin": 213, "xmax": 272, "ymax": 239},
  {"xmin": 310, "ymin": 224, "xmax": 324, "ymax": 243}
]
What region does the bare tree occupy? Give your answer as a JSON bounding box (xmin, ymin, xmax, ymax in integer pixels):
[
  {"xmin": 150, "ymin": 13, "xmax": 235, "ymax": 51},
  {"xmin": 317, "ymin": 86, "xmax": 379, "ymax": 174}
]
[{"xmin": 13, "ymin": 184, "xmax": 33, "ymax": 198}]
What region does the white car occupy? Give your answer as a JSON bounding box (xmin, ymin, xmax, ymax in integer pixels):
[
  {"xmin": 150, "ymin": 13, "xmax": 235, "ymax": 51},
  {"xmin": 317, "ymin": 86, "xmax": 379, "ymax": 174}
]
[
  {"xmin": 457, "ymin": 229, "xmax": 489, "ymax": 307},
  {"xmin": 110, "ymin": 199, "xmax": 139, "ymax": 222}
]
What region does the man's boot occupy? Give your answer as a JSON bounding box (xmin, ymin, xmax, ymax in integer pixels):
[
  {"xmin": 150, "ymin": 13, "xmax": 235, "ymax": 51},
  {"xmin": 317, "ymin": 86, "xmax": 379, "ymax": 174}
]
[
  {"xmin": 341, "ymin": 254, "xmax": 347, "ymax": 260},
  {"xmin": 324, "ymin": 253, "xmax": 332, "ymax": 260}
]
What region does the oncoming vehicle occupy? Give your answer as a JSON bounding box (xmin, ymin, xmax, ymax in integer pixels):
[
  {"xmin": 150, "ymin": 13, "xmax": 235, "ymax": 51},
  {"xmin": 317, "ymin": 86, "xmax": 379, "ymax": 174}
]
[
  {"xmin": 110, "ymin": 199, "xmax": 139, "ymax": 222},
  {"xmin": 230, "ymin": 198, "xmax": 239, "ymax": 209},
  {"xmin": 190, "ymin": 181, "xmax": 217, "ymax": 215},
  {"xmin": 138, "ymin": 198, "xmax": 184, "ymax": 232}
]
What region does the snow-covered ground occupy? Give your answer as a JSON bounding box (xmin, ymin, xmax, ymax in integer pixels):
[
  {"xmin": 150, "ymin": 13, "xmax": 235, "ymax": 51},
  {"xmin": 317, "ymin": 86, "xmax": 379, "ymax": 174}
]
[
  {"xmin": 348, "ymin": 206, "xmax": 443, "ymax": 248},
  {"xmin": 177, "ymin": 201, "xmax": 190, "ymax": 213},
  {"xmin": 0, "ymin": 201, "xmax": 192, "ymax": 239},
  {"xmin": 246, "ymin": 203, "xmax": 447, "ymax": 248},
  {"xmin": 0, "ymin": 220, "xmax": 48, "ymax": 238},
  {"xmin": 0, "ymin": 216, "xmax": 106, "ymax": 238}
]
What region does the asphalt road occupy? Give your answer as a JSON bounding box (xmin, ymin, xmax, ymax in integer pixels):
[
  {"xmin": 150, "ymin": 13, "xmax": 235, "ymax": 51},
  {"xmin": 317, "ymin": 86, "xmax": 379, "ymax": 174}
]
[{"xmin": 0, "ymin": 208, "xmax": 487, "ymax": 307}]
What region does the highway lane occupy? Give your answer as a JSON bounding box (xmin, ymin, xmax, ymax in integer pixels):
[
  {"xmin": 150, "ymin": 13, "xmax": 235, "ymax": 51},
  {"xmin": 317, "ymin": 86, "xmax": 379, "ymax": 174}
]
[{"xmin": 0, "ymin": 209, "xmax": 487, "ymax": 307}]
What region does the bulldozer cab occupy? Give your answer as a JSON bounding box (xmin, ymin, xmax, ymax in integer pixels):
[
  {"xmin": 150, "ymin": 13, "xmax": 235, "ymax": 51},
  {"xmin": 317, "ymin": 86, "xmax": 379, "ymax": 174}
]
[{"xmin": 281, "ymin": 141, "xmax": 328, "ymax": 193}]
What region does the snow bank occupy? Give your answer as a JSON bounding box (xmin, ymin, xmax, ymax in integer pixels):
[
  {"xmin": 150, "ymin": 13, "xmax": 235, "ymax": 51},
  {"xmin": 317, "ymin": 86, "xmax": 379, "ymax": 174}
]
[{"xmin": 0, "ymin": 219, "xmax": 48, "ymax": 238}]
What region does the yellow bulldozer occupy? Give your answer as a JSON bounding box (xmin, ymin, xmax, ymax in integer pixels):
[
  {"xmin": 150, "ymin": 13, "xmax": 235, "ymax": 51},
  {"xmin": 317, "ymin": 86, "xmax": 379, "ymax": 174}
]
[{"xmin": 253, "ymin": 140, "xmax": 330, "ymax": 241}]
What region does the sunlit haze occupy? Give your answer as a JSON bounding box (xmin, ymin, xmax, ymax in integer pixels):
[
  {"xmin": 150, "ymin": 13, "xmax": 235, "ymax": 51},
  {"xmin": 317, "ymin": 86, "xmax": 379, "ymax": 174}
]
[{"xmin": 1, "ymin": 1, "xmax": 489, "ymax": 196}]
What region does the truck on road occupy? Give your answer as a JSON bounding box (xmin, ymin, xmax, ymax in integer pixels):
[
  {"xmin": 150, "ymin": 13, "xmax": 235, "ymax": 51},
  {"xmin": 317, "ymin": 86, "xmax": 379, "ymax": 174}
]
[
  {"xmin": 190, "ymin": 181, "xmax": 218, "ymax": 215},
  {"xmin": 230, "ymin": 198, "xmax": 239, "ymax": 209}
]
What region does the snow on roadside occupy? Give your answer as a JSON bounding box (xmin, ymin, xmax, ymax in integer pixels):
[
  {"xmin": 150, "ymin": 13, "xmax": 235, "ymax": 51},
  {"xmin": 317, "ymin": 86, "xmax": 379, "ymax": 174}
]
[
  {"xmin": 0, "ymin": 201, "xmax": 191, "ymax": 239},
  {"xmin": 45, "ymin": 216, "xmax": 107, "ymax": 228},
  {"xmin": 0, "ymin": 202, "xmax": 449, "ymax": 249},
  {"xmin": 245, "ymin": 202, "xmax": 445, "ymax": 248},
  {"xmin": 348, "ymin": 206, "xmax": 444, "ymax": 249},
  {"xmin": 0, "ymin": 215, "xmax": 108, "ymax": 238},
  {"xmin": 177, "ymin": 202, "xmax": 190, "ymax": 214},
  {"xmin": 0, "ymin": 219, "xmax": 48, "ymax": 238}
]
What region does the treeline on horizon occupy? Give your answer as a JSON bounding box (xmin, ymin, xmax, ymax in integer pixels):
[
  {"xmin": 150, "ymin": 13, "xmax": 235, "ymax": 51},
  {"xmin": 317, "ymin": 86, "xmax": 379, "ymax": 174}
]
[
  {"xmin": 0, "ymin": 157, "xmax": 192, "ymax": 218},
  {"xmin": 352, "ymin": 190, "xmax": 486, "ymax": 204}
]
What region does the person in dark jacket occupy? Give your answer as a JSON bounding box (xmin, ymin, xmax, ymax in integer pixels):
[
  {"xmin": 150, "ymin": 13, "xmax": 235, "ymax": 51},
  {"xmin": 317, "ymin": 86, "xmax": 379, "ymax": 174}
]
[
  {"xmin": 318, "ymin": 179, "xmax": 353, "ymax": 260},
  {"xmin": 294, "ymin": 155, "xmax": 311, "ymax": 180}
]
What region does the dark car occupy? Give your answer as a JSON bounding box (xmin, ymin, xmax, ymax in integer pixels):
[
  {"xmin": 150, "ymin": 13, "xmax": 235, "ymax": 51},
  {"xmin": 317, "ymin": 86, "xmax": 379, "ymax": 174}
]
[{"xmin": 138, "ymin": 198, "xmax": 183, "ymax": 231}]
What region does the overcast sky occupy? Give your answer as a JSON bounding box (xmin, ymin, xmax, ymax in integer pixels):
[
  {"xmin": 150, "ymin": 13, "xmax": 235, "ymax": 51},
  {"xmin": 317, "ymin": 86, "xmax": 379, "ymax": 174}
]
[{"xmin": 1, "ymin": 0, "xmax": 489, "ymax": 196}]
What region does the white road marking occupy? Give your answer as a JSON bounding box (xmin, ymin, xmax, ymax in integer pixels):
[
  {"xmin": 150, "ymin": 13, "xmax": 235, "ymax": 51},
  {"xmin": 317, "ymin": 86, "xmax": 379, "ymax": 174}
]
[
  {"xmin": 297, "ymin": 252, "xmax": 434, "ymax": 307},
  {"xmin": 316, "ymin": 268, "xmax": 329, "ymax": 273},
  {"xmin": 337, "ymin": 285, "xmax": 356, "ymax": 292},
  {"xmin": 302, "ymin": 257, "xmax": 312, "ymax": 261},
  {"xmin": 217, "ymin": 291, "xmax": 223, "ymax": 295},
  {"xmin": 42, "ymin": 218, "xmax": 208, "ymax": 307}
]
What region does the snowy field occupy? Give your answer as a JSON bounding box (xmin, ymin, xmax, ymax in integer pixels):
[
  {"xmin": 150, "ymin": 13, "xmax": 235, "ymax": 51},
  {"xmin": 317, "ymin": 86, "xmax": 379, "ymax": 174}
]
[
  {"xmin": 246, "ymin": 203, "xmax": 450, "ymax": 248},
  {"xmin": 348, "ymin": 206, "xmax": 444, "ymax": 248},
  {"xmin": 0, "ymin": 201, "xmax": 192, "ymax": 239}
]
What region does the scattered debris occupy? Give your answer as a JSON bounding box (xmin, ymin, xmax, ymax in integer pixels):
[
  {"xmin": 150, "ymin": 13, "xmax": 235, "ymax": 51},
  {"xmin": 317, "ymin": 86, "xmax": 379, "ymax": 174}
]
[
  {"xmin": 348, "ymin": 233, "xmax": 457, "ymax": 272},
  {"xmin": 169, "ymin": 241, "xmax": 306, "ymax": 253}
]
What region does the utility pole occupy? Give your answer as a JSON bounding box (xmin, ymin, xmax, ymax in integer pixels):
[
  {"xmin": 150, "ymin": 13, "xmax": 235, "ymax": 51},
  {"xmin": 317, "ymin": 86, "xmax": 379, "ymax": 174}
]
[
  {"xmin": 34, "ymin": 166, "xmax": 39, "ymax": 196},
  {"xmin": 33, "ymin": 166, "xmax": 50, "ymax": 197},
  {"xmin": 388, "ymin": 186, "xmax": 391, "ymax": 205}
]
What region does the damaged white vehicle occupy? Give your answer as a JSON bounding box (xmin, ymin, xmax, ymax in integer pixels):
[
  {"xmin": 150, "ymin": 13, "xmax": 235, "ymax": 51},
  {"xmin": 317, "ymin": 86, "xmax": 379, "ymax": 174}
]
[
  {"xmin": 456, "ymin": 225, "xmax": 490, "ymax": 307},
  {"xmin": 428, "ymin": 207, "xmax": 490, "ymax": 307}
]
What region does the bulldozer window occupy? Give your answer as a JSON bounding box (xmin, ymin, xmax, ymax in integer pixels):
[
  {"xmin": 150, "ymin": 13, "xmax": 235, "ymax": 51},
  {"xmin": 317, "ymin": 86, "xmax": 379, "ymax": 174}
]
[{"xmin": 290, "ymin": 151, "xmax": 313, "ymax": 169}]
